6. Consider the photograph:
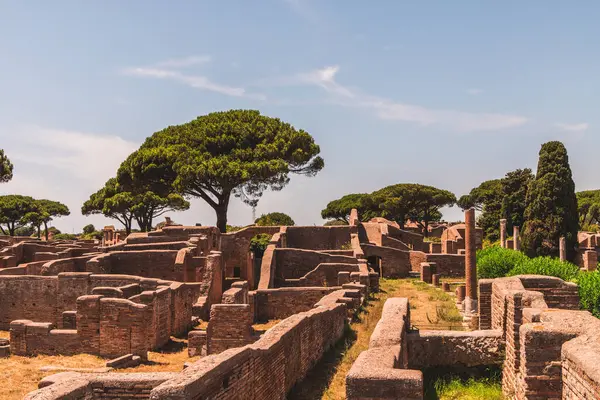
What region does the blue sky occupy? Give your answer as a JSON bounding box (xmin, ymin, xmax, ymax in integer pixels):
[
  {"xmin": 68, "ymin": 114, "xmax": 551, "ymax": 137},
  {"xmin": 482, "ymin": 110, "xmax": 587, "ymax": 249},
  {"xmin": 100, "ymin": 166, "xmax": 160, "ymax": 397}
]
[{"xmin": 0, "ymin": 1, "xmax": 598, "ymax": 232}]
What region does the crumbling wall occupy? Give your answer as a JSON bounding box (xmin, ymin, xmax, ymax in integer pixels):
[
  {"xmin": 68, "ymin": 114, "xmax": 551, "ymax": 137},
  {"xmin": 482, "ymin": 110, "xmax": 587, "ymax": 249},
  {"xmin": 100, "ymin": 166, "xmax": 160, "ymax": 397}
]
[
  {"xmin": 361, "ymin": 244, "xmax": 411, "ymax": 278},
  {"xmin": 252, "ymin": 287, "xmax": 340, "ymax": 321},
  {"xmin": 87, "ymin": 251, "xmax": 182, "ymax": 281},
  {"xmin": 285, "ymin": 226, "xmax": 353, "ymax": 250},
  {"xmin": 150, "ymin": 289, "xmax": 351, "ymax": 399},
  {"xmin": 273, "ymin": 248, "xmax": 357, "ymax": 283},
  {"xmin": 0, "ymin": 276, "xmax": 59, "ymax": 329},
  {"xmin": 408, "ymin": 252, "xmax": 465, "ymax": 277},
  {"xmin": 346, "ymin": 298, "xmax": 423, "ymax": 400}
]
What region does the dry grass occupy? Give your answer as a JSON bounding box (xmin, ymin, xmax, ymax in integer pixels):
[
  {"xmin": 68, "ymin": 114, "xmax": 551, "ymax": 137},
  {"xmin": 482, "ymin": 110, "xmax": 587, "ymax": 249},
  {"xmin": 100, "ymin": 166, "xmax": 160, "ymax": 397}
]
[
  {"xmin": 0, "ymin": 330, "xmax": 9, "ymax": 340},
  {"xmin": 289, "ymin": 278, "xmax": 464, "ymax": 400}
]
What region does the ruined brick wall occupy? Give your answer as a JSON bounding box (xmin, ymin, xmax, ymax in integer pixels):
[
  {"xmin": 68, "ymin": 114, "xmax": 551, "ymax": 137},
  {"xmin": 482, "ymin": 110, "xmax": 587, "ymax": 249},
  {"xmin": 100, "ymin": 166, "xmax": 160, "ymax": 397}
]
[
  {"xmin": 386, "ymin": 225, "xmax": 425, "ymax": 252},
  {"xmin": 40, "ymin": 255, "xmax": 98, "ymax": 275},
  {"xmin": 346, "ymin": 298, "xmax": 423, "ymax": 400},
  {"xmin": 220, "ymin": 226, "xmax": 279, "ymax": 278},
  {"xmin": 87, "ymin": 251, "xmax": 182, "ymax": 281},
  {"xmin": 285, "ymin": 226, "xmax": 353, "ymax": 250},
  {"xmin": 361, "ymin": 244, "xmax": 411, "ymax": 278},
  {"xmin": 407, "ymin": 330, "xmax": 504, "ymax": 369},
  {"xmin": 519, "ymin": 275, "xmax": 580, "ymax": 310},
  {"xmin": 273, "ymin": 248, "xmax": 357, "ymax": 283},
  {"xmin": 562, "ymin": 334, "xmax": 600, "ymax": 399},
  {"xmin": 151, "ymin": 293, "xmax": 348, "ymax": 399},
  {"xmin": 0, "ymin": 276, "xmax": 59, "ymax": 329},
  {"xmin": 281, "ymin": 262, "xmax": 359, "ymax": 287},
  {"xmin": 207, "ymin": 304, "xmax": 254, "ymax": 354},
  {"xmin": 422, "ymin": 253, "xmax": 465, "ymax": 277},
  {"xmin": 478, "ymin": 279, "xmax": 493, "ymax": 329},
  {"xmin": 381, "ymin": 235, "xmax": 410, "ymax": 250},
  {"xmin": 253, "ymin": 287, "xmax": 340, "ymax": 321}
]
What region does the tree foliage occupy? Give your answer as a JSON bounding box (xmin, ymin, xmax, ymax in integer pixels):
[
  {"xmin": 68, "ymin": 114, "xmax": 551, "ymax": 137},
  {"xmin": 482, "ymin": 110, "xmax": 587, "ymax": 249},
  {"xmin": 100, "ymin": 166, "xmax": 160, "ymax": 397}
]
[
  {"xmin": 577, "ymin": 190, "xmax": 600, "ymax": 231},
  {"xmin": 459, "ymin": 169, "xmax": 534, "ymax": 242},
  {"xmin": 501, "ymin": 168, "xmax": 534, "ymax": 233},
  {"xmin": 255, "ymin": 212, "xmax": 295, "ymax": 226},
  {"xmin": 0, "ymin": 195, "xmax": 36, "ymax": 236},
  {"xmin": 0, "ymin": 150, "xmax": 13, "ymax": 183},
  {"xmin": 119, "ymin": 110, "xmax": 324, "ymax": 232},
  {"xmin": 370, "ymin": 184, "xmax": 456, "ymax": 235},
  {"xmin": 23, "ymin": 199, "xmax": 70, "ymax": 239},
  {"xmin": 82, "ymin": 178, "xmax": 189, "ymax": 234},
  {"xmin": 321, "ymin": 193, "xmax": 372, "ymax": 223},
  {"xmin": 83, "ymin": 224, "xmax": 96, "ymax": 235},
  {"xmin": 522, "ymin": 141, "xmax": 579, "ymax": 260}
]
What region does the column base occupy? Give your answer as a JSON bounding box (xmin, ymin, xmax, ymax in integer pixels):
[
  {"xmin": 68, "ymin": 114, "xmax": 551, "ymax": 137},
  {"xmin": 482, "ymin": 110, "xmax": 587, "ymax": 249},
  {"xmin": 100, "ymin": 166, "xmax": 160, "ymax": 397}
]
[{"xmin": 464, "ymin": 297, "xmax": 478, "ymax": 314}]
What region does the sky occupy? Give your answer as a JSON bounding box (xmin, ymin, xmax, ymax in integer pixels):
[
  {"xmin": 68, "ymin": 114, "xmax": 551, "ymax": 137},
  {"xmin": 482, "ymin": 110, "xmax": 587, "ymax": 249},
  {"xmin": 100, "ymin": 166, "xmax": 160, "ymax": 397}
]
[{"xmin": 1, "ymin": 1, "xmax": 599, "ymax": 233}]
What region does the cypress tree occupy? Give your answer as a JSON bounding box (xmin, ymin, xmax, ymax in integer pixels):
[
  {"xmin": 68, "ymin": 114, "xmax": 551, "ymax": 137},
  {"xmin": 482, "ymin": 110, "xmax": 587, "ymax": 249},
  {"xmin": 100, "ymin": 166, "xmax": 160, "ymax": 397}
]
[{"xmin": 522, "ymin": 141, "xmax": 579, "ymax": 260}]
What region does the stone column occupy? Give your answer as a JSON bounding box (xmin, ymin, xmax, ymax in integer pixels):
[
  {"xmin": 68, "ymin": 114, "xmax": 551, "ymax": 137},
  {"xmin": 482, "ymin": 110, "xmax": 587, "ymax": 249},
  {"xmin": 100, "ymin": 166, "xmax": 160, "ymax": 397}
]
[
  {"xmin": 513, "ymin": 226, "xmax": 520, "ymax": 251},
  {"xmin": 559, "ymin": 237, "xmax": 566, "ymax": 262},
  {"xmin": 465, "ymin": 208, "xmax": 477, "ymax": 313},
  {"xmin": 500, "ymin": 219, "xmax": 507, "ymax": 248}
]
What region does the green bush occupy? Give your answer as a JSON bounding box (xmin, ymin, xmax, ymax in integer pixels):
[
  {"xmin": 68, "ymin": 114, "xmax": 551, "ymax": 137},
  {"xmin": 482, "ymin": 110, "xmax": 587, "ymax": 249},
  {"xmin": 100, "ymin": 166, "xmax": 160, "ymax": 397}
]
[
  {"xmin": 476, "ymin": 246, "xmax": 529, "ymax": 279},
  {"xmin": 507, "ymin": 256, "xmax": 580, "ymax": 282},
  {"xmin": 53, "ymin": 233, "xmax": 77, "ymax": 240},
  {"xmin": 249, "ymin": 233, "xmax": 272, "ymax": 259},
  {"xmin": 577, "ymin": 271, "xmax": 600, "ymax": 318}
]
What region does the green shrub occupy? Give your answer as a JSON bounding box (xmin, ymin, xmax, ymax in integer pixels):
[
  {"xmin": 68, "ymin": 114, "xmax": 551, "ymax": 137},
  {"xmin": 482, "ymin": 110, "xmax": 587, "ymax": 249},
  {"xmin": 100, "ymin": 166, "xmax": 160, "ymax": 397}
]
[
  {"xmin": 53, "ymin": 233, "xmax": 77, "ymax": 240},
  {"xmin": 577, "ymin": 271, "xmax": 600, "ymax": 318},
  {"xmin": 507, "ymin": 256, "xmax": 580, "ymax": 282},
  {"xmin": 476, "ymin": 246, "xmax": 529, "ymax": 279},
  {"xmin": 249, "ymin": 233, "xmax": 272, "ymax": 258}
]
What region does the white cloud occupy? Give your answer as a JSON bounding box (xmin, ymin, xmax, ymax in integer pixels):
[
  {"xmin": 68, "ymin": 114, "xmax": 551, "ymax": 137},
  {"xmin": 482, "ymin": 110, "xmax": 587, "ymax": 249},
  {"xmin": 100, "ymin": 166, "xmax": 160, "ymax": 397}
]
[
  {"xmin": 556, "ymin": 122, "xmax": 589, "ymax": 132},
  {"xmin": 121, "ymin": 57, "xmax": 265, "ymax": 99},
  {"xmin": 283, "ymin": 65, "xmax": 528, "ymax": 132},
  {"xmin": 467, "ymin": 88, "xmax": 483, "ymax": 95},
  {"xmin": 155, "ymin": 55, "xmax": 212, "ymax": 68},
  {"xmin": 1, "ymin": 127, "xmax": 139, "ymax": 233}
]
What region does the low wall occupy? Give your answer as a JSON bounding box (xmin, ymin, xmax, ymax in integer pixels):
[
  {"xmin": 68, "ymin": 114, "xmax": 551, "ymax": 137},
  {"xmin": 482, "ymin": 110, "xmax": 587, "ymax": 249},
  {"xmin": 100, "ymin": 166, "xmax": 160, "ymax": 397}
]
[
  {"xmin": 87, "ymin": 250, "xmax": 182, "ymax": 281},
  {"xmin": 361, "ymin": 244, "xmax": 411, "ymax": 278},
  {"xmin": 346, "ymin": 298, "xmax": 423, "ymax": 400},
  {"xmin": 407, "ymin": 330, "xmax": 503, "ymax": 369},
  {"xmin": 252, "ymin": 287, "xmax": 340, "ymax": 321},
  {"xmin": 282, "ymin": 262, "xmax": 360, "ymax": 287},
  {"xmin": 273, "ymin": 248, "xmax": 357, "ymax": 284},
  {"xmin": 285, "ymin": 225, "xmax": 353, "ymax": 250},
  {"xmin": 24, "ymin": 372, "xmax": 178, "ymax": 400},
  {"xmin": 408, "ymin": 252, "xmax": 465, "ymax": 277}
]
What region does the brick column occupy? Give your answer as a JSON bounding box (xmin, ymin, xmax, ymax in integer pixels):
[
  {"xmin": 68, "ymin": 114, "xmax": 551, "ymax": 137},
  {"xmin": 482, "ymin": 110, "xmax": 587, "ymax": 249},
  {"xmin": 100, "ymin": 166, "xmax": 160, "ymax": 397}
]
[
  {"xmin": 513, "ymin": 226, "xmax": 520, "ymax": 251},
  {"xmin": 559, "ymin": 237, "xmax": 566, "ymax": 262},
  {"xmin": 465, "ymin": 208, "xmax": 477, "ymax": 313},
  {"xmin": 500, "ymin": 219, "xmax": 507, "ymax": 248}
]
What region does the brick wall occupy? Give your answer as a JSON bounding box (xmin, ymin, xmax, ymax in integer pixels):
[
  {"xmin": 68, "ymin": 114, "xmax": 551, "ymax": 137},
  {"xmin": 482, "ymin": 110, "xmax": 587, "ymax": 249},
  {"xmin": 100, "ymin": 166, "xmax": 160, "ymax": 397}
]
[
  {"xmin": 361, "ymin": 244, "xmax": 412, "ymax": 278},
  {"xmin": 0, "ymin": 276, "xmax": 59, "ymax": 329},
  {"xmin": 252, "ymin": 287, "xmax": 340, "ymax": 321},
  {"xmin": 282, "ymin": 262, "xmax": 359, "ymax": 287},
  {"xmin": 274, "ymin": 248, "xmax": 357, "ymax": 283},
  {"xmin": 150, "ymin": 290, "xmax": 349, "ymax": 399},
  {"xmin": 87, "ymin": 251, "xmax": 182, "ymax": 281},
  {"xmin": 285, "ymin": 226, "xmax": 353, "ymax": 250}
]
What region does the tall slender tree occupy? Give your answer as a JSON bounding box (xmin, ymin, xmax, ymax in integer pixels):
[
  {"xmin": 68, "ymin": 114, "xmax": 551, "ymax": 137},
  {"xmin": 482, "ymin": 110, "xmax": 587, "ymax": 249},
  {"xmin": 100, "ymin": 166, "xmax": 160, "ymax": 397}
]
[
  {"xmin": 522, "ymin": 141, "xmax": 579, "ymax": 259},
  {"xmin": 0, "ymin": 150, "xmax": 13, "ymax": 183}
]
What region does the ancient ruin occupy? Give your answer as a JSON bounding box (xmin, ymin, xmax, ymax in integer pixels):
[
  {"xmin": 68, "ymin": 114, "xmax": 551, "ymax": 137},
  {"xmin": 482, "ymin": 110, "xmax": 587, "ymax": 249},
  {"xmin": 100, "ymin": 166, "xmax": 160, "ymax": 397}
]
[{"xmin": 0, "ymin": 209, "xmax": 597, "ymax": 400}]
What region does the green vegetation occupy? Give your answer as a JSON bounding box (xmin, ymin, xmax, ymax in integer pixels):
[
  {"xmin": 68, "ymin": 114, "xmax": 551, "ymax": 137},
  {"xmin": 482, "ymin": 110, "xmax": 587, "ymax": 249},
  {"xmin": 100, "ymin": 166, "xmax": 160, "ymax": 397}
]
[
  {"xmin": 24, "ymin": 199, "xmax": 70, "ymax": 240},
  {"xmin": 255, "ymin": 212, "xmax": 295, "ymax": 226},
  {"xmin": 577, "ymin": 271, "xmax": 600, "ymax": 318},
  {"xmin": 522, "ymin": 141, "xmax": 579, "ymax": 260},
  {"xmin": 120, "ymin": 110, "xmax": 324, "ymax": 232},
  {"xmin": 0, "ymin": 150, "xmax": 13, "ymax": 183},
  {"xmin": 458, "ymin": 179, "xmax": 502, "ymax": 241},
  {"xmin": 477, "ymin": 245, "xmax": 600, "ymax": 318},
  {"xmin": 507, "ymin": 256, "xmax": 580, "ymax": 282},
  {"xmin": 324, "ymin": 219, "xmax": 348, "ymax": 226},
  {"xmin": 82, "ymin": 178, "xmax": 190, "ymax": 234},
  {"xmin": 53, "ymin": 233, "xmax": 77, "ymax": 240},
  {"xmin": 0, "ymin": 195, "xmax": 69, "ymax": 237},
  {"xmin": 577, "ymin": 190, "xmax": 600, "ymax": 231},
  {"xmin": 476, "ymin": 246, "xmax": 529, "ymax": 279},
  {"xmin": 458, "ymin": 169, "xmax": 533, "ymax": 242},
  {"xmin": 82, "ymin": 224, "xmax": 96, "ymax": 235},
  {"xmin": 427, "ymin": 375, "xmax": 504, "ymax": 400},
  {"xmin": 249, "ymin": 233, "xmax": 272, "ymax": 258},
  {"xmin": 321, "ymin": 193, "xmax": 372, "ymax": 223}
]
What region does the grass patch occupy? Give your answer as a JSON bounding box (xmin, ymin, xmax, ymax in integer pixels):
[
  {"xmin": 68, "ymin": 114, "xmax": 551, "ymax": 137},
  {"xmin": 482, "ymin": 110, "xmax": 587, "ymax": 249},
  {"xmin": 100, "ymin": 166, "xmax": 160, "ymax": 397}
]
[{"xmin": 424, "ymin": 366, "xmax": 504, "ymax": 400}]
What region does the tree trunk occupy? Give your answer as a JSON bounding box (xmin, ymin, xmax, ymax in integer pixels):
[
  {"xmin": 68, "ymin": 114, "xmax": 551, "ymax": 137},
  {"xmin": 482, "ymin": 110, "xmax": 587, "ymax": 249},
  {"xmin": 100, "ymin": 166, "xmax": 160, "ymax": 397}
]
[
  {"xmin": 43, "ymin": 222, "xmax": 48, "ymax": 240},
  {"xmin": 216, "ymin": 207, "xmax": 227, "ymax": 233},
  {"xmin": 8, "ymin": 222, "xmax": 15, "ymax": 236},
  {"xmin": 423, "ymin": 221, "xmax": 429, "ymax": 237}
]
